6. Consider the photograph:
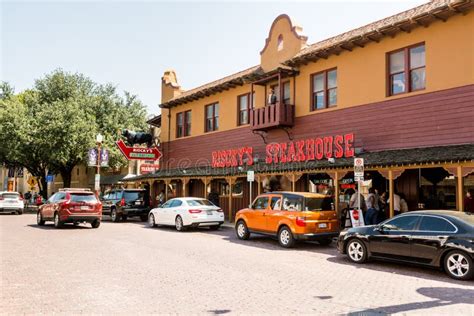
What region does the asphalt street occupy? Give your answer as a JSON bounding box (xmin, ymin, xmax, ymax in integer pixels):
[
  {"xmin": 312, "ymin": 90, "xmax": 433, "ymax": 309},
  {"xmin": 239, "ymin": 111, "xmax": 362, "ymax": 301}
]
[{"xmin": 1, "ymin": 214, "xmax": 473, "ymax": 315}]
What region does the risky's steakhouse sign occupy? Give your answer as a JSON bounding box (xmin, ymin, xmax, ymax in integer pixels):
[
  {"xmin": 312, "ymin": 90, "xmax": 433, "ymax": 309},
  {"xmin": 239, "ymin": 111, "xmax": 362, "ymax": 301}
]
[{"xmin": 212, "ymin": 133, "xmax": 354, "ymax": 168}]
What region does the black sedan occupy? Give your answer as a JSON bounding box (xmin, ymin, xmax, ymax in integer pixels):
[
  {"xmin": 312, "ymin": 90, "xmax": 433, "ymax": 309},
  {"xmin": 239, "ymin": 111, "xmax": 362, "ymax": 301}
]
[{"xmin": 337, "ymin": 210, "xmax": 474, "ymax": 280}]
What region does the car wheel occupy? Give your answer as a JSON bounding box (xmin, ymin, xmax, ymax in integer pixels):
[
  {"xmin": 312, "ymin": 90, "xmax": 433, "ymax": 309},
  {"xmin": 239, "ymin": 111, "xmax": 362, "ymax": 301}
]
[
  {"xmin": 346, "ymin": 239, "xmax": 368, "ymax": 263},
  {"xmin": 175, "ymin": 216, "xmax": 186, "ymax": 231},
  {"xmin": 278, "ymin": 226, "xmax": 295, "ymax": 248},
  {"xmin": 140, "ymin": 215, "xmax": 148, "ymax": 222},
  {"xmin": 235, "ymin": 220, "xmax": 250, "ymax": 240},
  {"xmin": 17, "ymin": 209, "xmax": 23, "ymax": 215},
  {"xmin": 110, "ymin": 209, "xmax": 120, "ymax": 222},
  {"xmin": 53, "ymin": 213, "xmax": 62, "ymax": 229},
  {"xmin": 37, "ymin": 212, "xmax": 45, "ymax": 226},
  {"xmin": 444, "ymin": 250, "xmax": 473, "ymax": 280},
  {"xmin": 209, "ymin": 225, "xmax": 221, "ymax": 230},
  {"xmin": 318, "ymin": 238, "xmax": 333, "ymax": 246},
  {"xmin": 91, "ymin": 219, "xmax": 101, "ymax": 229},
  {"xmin": 148, "ymin": 213, "xmax": 156, "ymax": 228}
]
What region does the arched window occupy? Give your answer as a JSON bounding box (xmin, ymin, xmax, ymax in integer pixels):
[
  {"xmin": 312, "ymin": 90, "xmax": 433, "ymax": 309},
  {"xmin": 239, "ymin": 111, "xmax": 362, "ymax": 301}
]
[{"xmin": 277, "ymin": 34, "xmax": 284, "ymax": 51}]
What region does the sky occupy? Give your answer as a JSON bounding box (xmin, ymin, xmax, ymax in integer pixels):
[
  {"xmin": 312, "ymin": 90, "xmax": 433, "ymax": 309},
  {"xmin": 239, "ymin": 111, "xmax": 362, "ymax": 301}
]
[{"xmin": 1, "ymin": 0, "xmax": 427, "ymax": 116}]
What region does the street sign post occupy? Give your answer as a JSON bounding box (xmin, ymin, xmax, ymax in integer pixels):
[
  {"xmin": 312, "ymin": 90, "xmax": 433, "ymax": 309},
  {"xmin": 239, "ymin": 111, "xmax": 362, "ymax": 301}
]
[
  {"xmin": 94, "ymin": 174, "xmax": 100, "ymax": 192},
  {"xmin": 354, "ymin": 158, "xmax": 364, "ymax": 211},
  {"xmin": 116, "ymin": 139, "xmax": 162, "ymax": 161},
  {"xmin": 247, "ymin": 170, "xmax": 254, "ymax": 208}
]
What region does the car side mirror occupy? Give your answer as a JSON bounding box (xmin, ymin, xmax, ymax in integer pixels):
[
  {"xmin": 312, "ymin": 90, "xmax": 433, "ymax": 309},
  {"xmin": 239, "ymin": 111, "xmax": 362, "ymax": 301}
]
[{"xmin": 374, "ymin": 224, "xmax": 384, "ymax": 232}]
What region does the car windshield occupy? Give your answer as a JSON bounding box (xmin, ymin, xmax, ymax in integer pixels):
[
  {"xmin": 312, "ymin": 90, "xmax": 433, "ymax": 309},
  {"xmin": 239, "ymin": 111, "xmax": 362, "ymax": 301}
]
[
  {"xmin": 123, "ymin": 191, "xmax": 144, "ymax": 202},
  {"xmin": 304, "ymin": 197, "xmax": 333, "ymax": 211},
  {"xmin": 70, "ymin": 193, "xmax": 97, "ymax": 203},
  {"xmin": 2, "ymin": 193, "xmax": 19, "ymax": 199},
  {"xmin": 187, "ymin": 199, "xmax": 214, "ymax": 206}
]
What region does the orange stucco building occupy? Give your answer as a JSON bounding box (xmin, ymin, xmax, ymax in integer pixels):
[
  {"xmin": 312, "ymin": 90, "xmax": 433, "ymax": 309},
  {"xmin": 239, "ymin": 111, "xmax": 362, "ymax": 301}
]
[{"xmin": 131, "ymin": 1, "xmax": 474, "ymax": 221}]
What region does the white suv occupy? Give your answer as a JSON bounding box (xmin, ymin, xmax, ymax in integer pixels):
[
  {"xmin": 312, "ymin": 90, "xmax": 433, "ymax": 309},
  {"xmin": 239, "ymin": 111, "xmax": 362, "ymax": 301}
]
[{"xmin": 0, "ymin": 192, "xmax": 24, "ymax": 214}]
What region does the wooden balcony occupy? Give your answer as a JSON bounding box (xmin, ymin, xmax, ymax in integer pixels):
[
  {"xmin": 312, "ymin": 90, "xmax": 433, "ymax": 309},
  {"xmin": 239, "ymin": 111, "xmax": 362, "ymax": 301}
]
[{"xmin": 250, "ymin": 102, "xmax": 295, "ymax": 131}]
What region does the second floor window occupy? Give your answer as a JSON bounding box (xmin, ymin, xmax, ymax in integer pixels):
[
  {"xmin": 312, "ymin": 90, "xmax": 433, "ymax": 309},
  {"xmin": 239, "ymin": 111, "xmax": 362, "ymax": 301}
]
[
  {"xmin": 176, "ymin": 110, "xmax": 191, "ymax": 138},
  {"xmin": 205, "ymin": 103, "xmax": 219, "ymax": 132},
  {"xmin": 311, "ymin": 68, "xmax": 337, "ymax": 110},
  {"xmin": 238, "ymin": 93, "xmax": 254, "ymax": 125},
  {"xmin": 388, "ymin": 43, "xmax": 425, "ymax": 96}
]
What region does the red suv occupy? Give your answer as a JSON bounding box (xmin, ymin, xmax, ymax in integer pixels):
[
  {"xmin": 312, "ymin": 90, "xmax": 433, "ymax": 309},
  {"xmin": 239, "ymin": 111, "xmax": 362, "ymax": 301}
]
[{"xmin": 37, "ymin": 188, "xmax": 102, "ymax": 228}]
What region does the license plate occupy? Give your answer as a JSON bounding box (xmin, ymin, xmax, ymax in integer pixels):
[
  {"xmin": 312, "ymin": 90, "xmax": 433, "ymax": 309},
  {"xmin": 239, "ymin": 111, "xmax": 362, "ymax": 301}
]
[
  {"xmin": 207, "ymin": 211, "xmax": 213, "ymax": 215},
  {"xmin": 135, "ymin": 201, "xmax": 141, "ymax": 205},
  {"xmin": 318, "ymin": 223, "xmax": 327, "ymax": 228},
  {"xmin": 81, "ymin": 206, "xmax": 90, "ymax": 211}
]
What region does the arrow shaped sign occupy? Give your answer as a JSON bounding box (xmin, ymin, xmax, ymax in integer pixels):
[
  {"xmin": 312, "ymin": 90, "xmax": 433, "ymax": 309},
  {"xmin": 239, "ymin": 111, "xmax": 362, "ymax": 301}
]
[{"xmin": 116, "ymin": 139, "xmax": 162, "ymax": 161}]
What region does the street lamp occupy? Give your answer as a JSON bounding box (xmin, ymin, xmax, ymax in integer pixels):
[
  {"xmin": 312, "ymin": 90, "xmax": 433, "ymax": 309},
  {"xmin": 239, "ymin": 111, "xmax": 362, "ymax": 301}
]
[{"xmin": 95, "ymin": 134, "xmax": 103, "ymax": 196}]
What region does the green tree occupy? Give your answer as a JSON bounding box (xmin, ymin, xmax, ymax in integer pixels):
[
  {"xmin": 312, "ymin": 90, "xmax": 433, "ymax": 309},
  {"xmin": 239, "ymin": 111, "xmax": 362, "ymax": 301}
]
[{"xmin": 0, "ymin": 69, "xmax": 149, "ymax": 192}]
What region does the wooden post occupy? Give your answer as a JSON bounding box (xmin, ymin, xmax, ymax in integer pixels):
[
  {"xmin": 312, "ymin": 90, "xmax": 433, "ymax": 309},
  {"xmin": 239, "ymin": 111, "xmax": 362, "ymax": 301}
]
[
  {"xmin": 292, "ymin": 174, "xmax": 296, "ymax": 192},
  {"xmin": 334, "ymin": 171, "xmax": 339, "ymax": 214},
  {"xmin": 257, "ymin": 175, "xmax": 261, "ymax": 195},
  {"xmin": 203, "ymin": 177, "xmax": 208, "ymax": 198},
  {"xmin": 228, "ymin": 177, "xmax": 233, "ymax": 222},
  {"xmin": 457, "ymin": 166, "xmax": 463, "ymax": 212},
  {"xmin": 164, "ymin": 179, "xmax": 170, "ymax": 201},
  {"xmin": 389, "ymin": 170, "xmax": 394, "ymax": 218}
]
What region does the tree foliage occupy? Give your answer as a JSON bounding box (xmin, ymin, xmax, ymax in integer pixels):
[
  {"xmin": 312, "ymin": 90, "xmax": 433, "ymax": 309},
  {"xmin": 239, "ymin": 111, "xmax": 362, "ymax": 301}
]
[{"xmin": 0, "ymin": 70, "xmax": 149, "ymax": 194}]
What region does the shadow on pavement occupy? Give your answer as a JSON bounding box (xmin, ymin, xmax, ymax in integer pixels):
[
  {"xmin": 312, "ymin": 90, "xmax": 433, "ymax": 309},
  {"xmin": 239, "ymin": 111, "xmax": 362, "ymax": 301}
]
[
  {"xmin": 326, "ymin": 254, "xmax": 470, "ymax": 285},
  {"xmin": 347, "ymin": 287, "xmax": 474, "ymax": 315},
  {"xmin": 26, "ymin": 223, "xmax": 91, "ymax": 230},
  {"xmin": 207, "ymin": 309, "xmax": 231, "ymax": 315}
]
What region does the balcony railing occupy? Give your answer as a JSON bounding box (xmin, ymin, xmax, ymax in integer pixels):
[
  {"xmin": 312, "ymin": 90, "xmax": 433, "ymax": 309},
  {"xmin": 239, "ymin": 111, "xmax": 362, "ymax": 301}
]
[{"xmin": 250, "ymin": 102, "xmax": 295, "ymax": 131}]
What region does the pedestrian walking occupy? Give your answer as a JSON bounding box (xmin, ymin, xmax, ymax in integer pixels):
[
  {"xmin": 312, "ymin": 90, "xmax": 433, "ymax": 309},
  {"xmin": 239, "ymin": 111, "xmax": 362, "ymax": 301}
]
[{"xmin": 464, "ymin": 190, "xmax": 474, "ymax": 213}]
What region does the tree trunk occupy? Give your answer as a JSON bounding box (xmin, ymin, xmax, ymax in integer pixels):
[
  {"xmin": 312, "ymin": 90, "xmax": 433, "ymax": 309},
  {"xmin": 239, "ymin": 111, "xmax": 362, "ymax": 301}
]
[
  {"xmin": 60, "ymin": 170, "xmax": 72, "ymax": 189},
  {"xmin": 39, "ymin": 176, "xmax": 48, "ymax": 199}
]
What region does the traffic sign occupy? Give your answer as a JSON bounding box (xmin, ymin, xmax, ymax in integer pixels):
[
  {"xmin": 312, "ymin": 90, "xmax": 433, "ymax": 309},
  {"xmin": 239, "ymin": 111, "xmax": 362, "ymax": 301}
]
[
  {"xmin": 46, "ymin": 175, "xmax": 54, "ymax": 183},
  {"xmin": 27, "ymin": 177, "xmax": 38, "ymax": 187},
  {"xmin": 247, "ymin": 170, "xmax": 255, "ymax": 182},
  {"xmin": 354, "ymin": 157, "xmax": 364, "ymax": 179},
  {"xmin": 116, "ymin": 139, "xmax": 162, "ymax": 161}
]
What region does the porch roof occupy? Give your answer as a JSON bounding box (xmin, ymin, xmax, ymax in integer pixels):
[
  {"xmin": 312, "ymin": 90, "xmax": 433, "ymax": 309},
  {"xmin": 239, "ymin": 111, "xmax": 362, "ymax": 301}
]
[{"xmin": 124, "ymin": 144, "xmax": 474, "ymax": 182}]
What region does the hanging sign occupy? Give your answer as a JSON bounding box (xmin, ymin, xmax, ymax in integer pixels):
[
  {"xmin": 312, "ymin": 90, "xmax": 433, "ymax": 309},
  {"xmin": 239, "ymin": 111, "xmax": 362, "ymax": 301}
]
[
  {"xmin": 88, "ymin": 149, "xmax": 98, "ymax": 167},
  {"xmin": 116, "ymin": 139, "xmax": 162, "ymax": 161},
  {"xmin": 140, "ymin": 163, "xmax": 160, "ymax": 174},
  {"xmin": 100, "ymin": 149, "xmax": 109, "ymax": 167}
]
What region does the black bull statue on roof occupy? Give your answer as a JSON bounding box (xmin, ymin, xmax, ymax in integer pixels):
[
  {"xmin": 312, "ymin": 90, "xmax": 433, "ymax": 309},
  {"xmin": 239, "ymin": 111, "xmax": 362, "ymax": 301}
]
[{"xmin": 122, "ymin": 129, "xmax": 154, "ymax": 147}]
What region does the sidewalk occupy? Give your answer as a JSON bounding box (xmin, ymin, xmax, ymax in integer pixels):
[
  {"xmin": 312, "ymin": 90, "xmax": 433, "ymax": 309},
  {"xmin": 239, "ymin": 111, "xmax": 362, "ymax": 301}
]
[{"xmin": 221, "ymin": 221, "xmax": 234, "ymax": 229}]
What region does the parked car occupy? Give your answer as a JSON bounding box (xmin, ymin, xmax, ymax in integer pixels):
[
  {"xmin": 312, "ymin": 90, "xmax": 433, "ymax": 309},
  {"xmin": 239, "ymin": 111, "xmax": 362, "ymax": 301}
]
[
  {"xmin": 37, "ymin": 188, "xmax": 102, "ymax": 228},
  {"xmin": 235, "ymin": 192, "xmax": 340, "ymax": 248},
  {"xmin": 0, "ymin": 191, "xmax": 24, "ymax": 215},
  {"xmin": 148, "ymin": 197, "xmax": 224, "ymax": 231},
  {"xmin": 101, "ymin": 189, "xmax": 150, "ymax": 222},
  {"xmin": 337, "ymin": 210, "xmax": 474, "ymax": 280}
]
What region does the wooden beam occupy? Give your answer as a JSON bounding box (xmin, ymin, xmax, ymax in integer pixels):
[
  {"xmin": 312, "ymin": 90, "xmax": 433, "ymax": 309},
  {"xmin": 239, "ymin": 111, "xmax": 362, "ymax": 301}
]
[
  {"xmin": 429, "ymin": 12, "xmax": 447, "ymax": 22},
  {"xmin": 340, "ymin": 44, "xmax": 352, "ymax": 52},
  {"xmin": 351, "ymin": 40, "xmax": 364, "ymax": 48},
  {"xmin": 389, "ymin": 170, "xmax": 394, "ymax": 218},
  {"xmin": 457, "ymin": 166, "xmax": 463, "ymax": 212}
]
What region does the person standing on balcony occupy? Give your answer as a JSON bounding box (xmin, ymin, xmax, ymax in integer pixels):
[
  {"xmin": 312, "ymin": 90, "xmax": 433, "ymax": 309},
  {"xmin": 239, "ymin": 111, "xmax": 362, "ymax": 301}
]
[{"xmin": 267, "ymin": 88, "xmax": 277, "ymax": 105}]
